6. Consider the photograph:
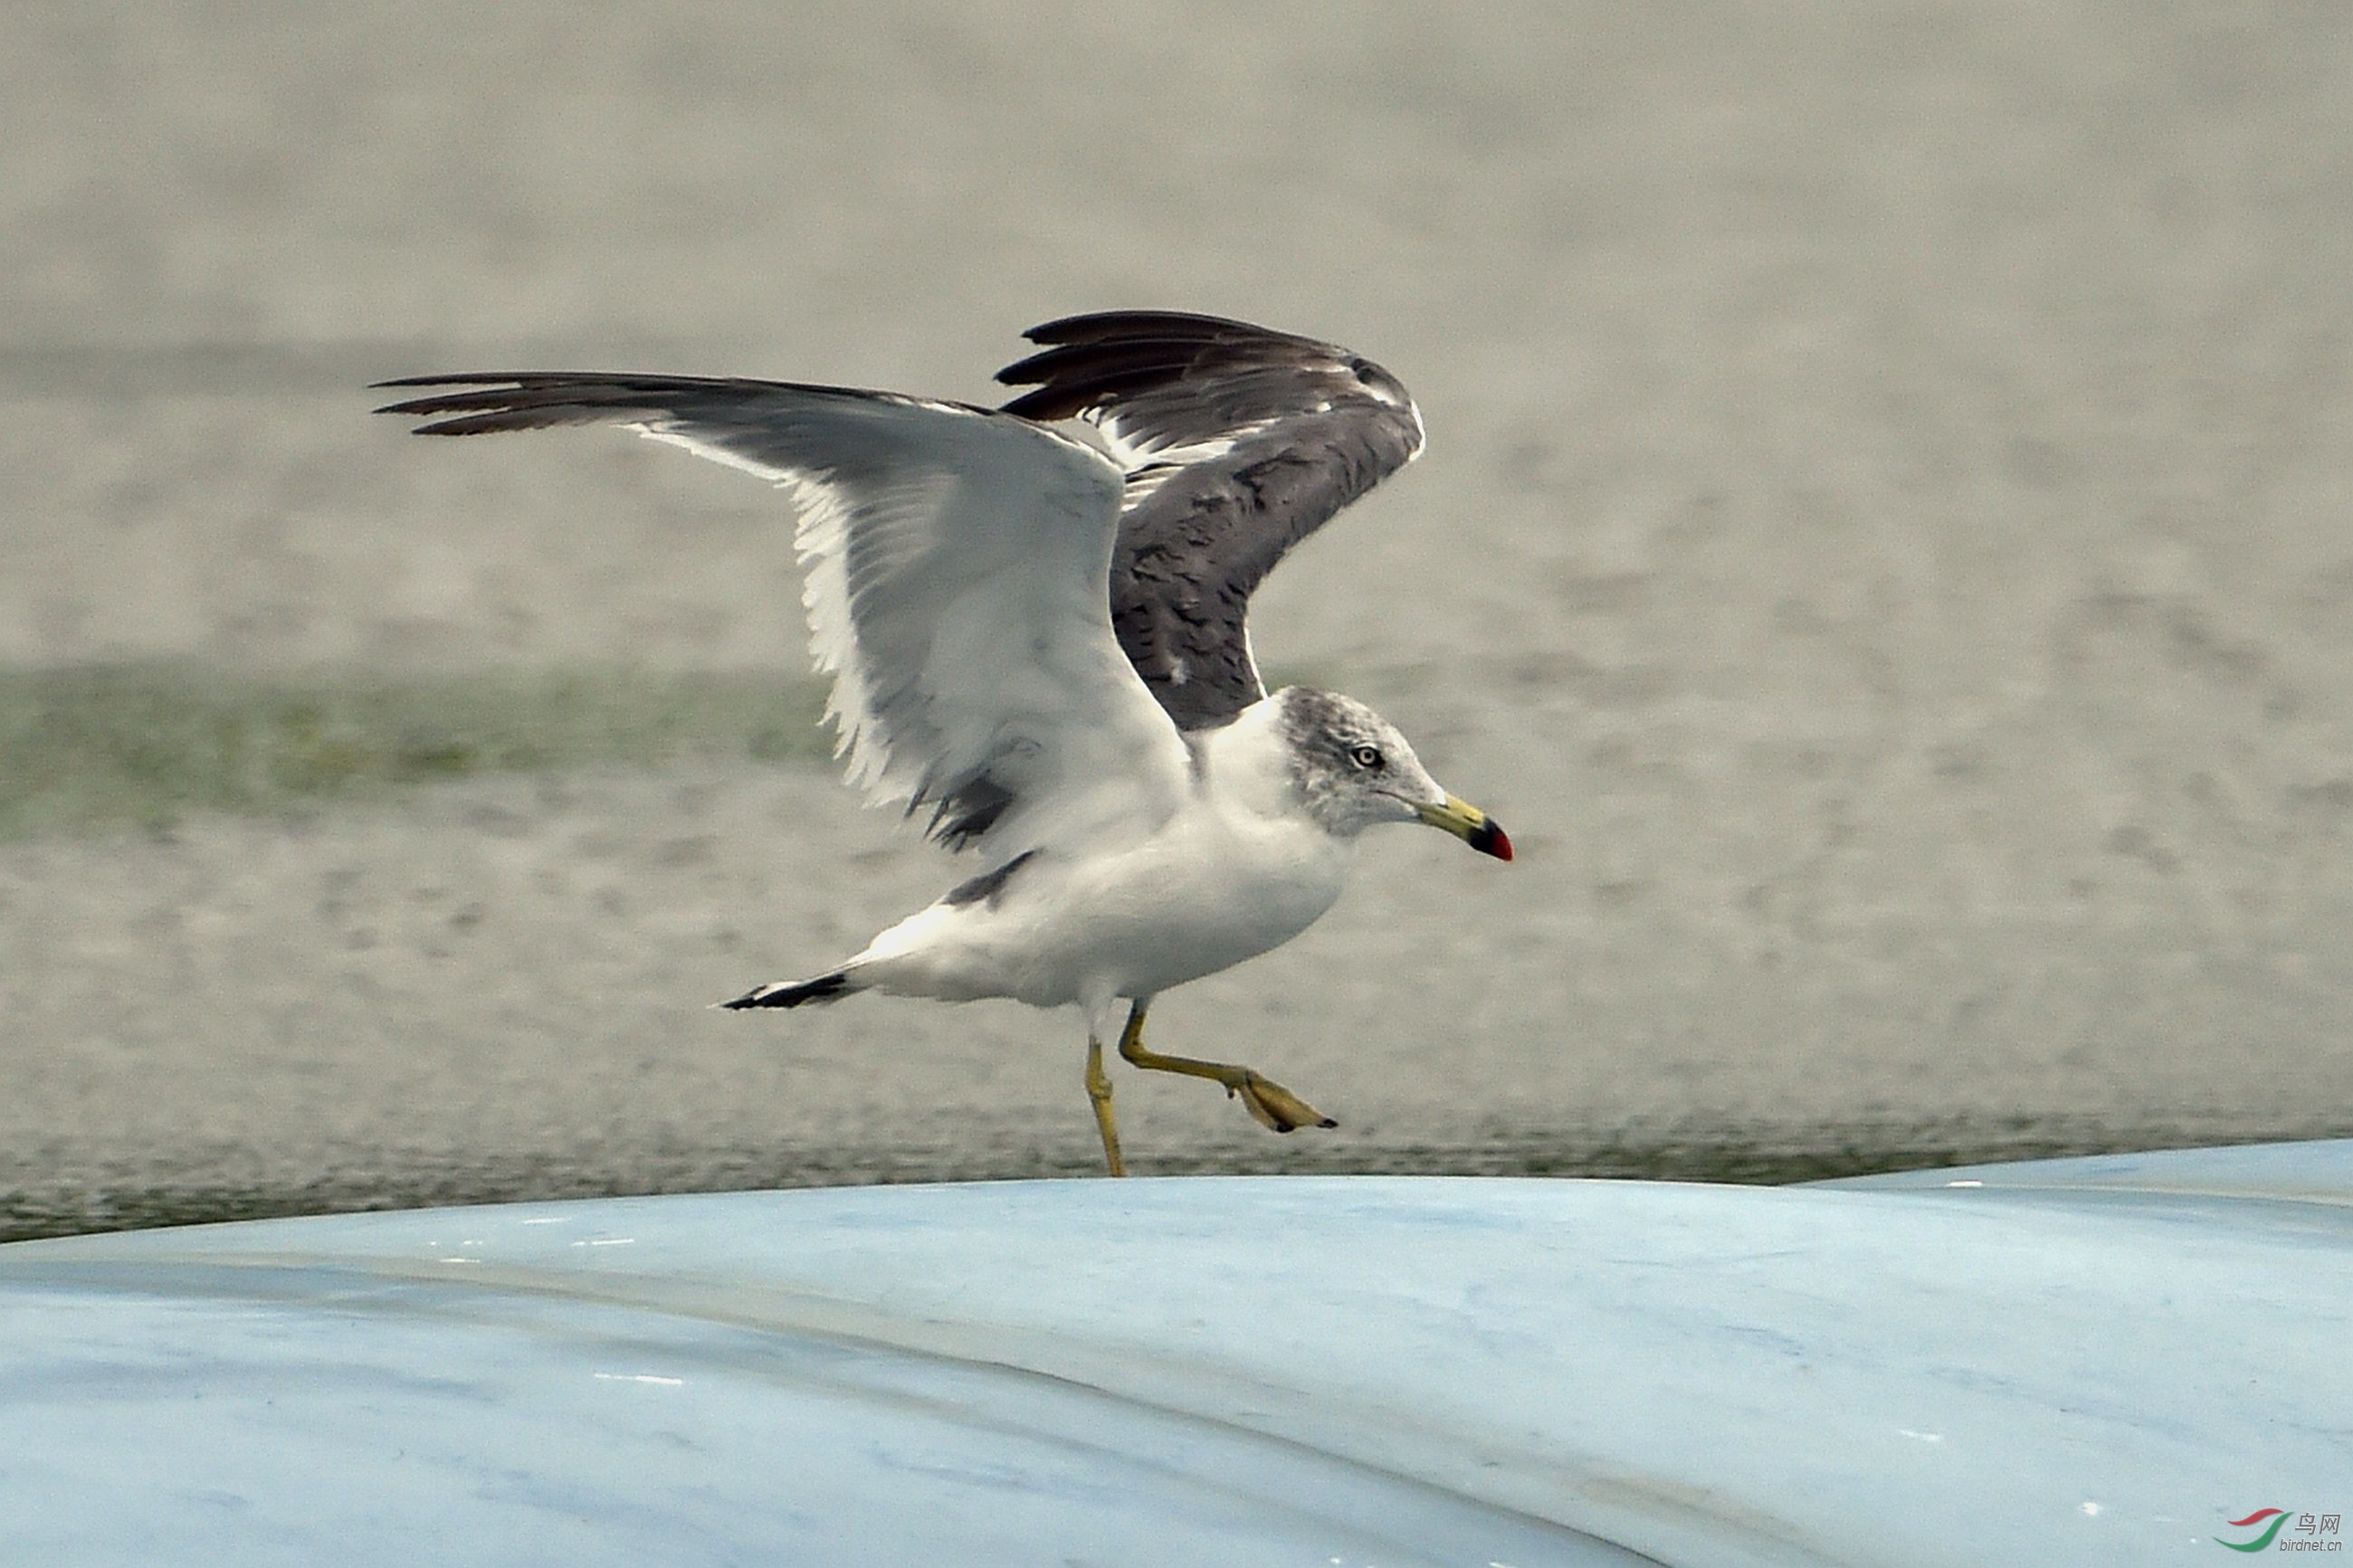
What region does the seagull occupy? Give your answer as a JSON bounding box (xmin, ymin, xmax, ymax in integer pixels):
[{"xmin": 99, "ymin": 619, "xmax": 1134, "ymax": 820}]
[{"xmin": 376, "ymin": 311, "xmax": 1511, "ymax": 1175}]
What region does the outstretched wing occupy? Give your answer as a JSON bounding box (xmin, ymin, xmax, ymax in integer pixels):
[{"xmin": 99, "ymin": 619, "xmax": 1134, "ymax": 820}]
[
  {"xmin": 996, "ymin": 311, "xmax": 1426, "ymax": 731},
  {"xmin": 375, "ymin": 372, "xmax": 1191, "ymax": 856}
]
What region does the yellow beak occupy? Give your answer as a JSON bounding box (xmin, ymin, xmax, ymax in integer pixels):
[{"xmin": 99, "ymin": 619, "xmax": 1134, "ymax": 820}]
[{"xmin": 1417, "ymin": 794, "xmax": 1513, "ymax": 860}]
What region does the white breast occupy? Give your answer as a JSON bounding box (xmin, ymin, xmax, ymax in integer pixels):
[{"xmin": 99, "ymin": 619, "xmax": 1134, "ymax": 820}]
[
  {"xmin": 1070, "ymin": 800, "xmax": 1355, "ymax": 1001},
  {"xmin": 854, "ymin": 698, "xmax": 1358, "ymax": 1011}
]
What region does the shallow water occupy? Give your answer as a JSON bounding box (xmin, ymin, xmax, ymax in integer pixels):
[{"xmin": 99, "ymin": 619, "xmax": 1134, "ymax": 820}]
[{"xmin": 5, "ymin": 3, "xmax": 2351, "ymax": 1239}]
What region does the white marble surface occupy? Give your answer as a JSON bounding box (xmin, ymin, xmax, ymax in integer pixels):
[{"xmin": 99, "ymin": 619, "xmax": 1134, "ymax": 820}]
[{"xmin": 4, "ymin": 1144, "xmax": 2348, "ymax": 1565}]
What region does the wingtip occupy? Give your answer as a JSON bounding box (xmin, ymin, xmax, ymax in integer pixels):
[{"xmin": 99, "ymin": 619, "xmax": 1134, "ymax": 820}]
[
  {"xmin": 1011, "ymin": 309, "xmax": 1273, "ymax": 352},
  {"xmin": 370, "ymin": 374, "xmax": 506, "ymax": 427},
  {"xmin": 369, "ymin": 377, "xmax": 601, "ymax": 433},
  {"xmin": 369, "ymin": 372, "xmax": 516, "ymax": 393}
]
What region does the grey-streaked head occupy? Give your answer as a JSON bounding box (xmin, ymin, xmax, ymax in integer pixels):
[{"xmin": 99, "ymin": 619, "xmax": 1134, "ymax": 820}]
[{"xmin": 1274, "ymin": 688, "xmax": 1512, "ymax": 860}]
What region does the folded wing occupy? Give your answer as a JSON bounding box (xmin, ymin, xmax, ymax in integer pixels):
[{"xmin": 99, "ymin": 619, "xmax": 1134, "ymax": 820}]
[
  {"xmin": 996, "ymin": 311, "xmax": 1426, "ymax": 731},
  {"xmin": 376, "ymin": 372, "xmax": 1191, "ymax": 855}
]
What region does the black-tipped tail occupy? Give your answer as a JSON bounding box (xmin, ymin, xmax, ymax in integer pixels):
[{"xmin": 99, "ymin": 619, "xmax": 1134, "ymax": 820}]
[{"xmin": 719, "ymin": 971, "xmax": 854, "ymax": 1010}]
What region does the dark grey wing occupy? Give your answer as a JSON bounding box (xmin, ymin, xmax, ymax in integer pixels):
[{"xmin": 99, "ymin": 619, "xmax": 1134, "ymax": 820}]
[
  {"xmin": 995, "ymin": 311, "xmax": 1426, "ymax": 731},
  {"xmin": 374, "ymin": 373, "xmax": 1189, "ymax": 856}
]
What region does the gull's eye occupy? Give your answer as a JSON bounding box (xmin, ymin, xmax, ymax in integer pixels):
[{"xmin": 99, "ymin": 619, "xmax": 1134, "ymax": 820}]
[{"xmin": 1348, "ymin": 744, "xmax": 1385, "ymax": 770}]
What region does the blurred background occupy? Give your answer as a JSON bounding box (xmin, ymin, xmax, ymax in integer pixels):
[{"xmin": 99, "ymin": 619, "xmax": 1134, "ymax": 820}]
[{"xmin": 4, "ymin": 1, "xmax": 2348, "ymax": 1238}]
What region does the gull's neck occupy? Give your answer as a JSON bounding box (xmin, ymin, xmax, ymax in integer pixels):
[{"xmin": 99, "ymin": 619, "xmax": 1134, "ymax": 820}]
[{"xmin": 1191, "ymin": 695, "xmax": 1316, "ymax": 827}]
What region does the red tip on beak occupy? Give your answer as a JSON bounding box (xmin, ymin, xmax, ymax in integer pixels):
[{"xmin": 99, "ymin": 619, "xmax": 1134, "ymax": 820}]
[{"xmin": 1468, "ymin": 817, "xmax": 1512, "ymax": 861}]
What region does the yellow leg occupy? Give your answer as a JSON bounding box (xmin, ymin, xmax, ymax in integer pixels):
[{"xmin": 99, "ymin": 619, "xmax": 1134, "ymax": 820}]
[
  {"xmin": 1115, "ymin": 1002, "xmax": 1337, "ymax": 1135},
  {"xmin": 1086, "ymin": 1034, "xmax": 1126, "ymax": 1177}
]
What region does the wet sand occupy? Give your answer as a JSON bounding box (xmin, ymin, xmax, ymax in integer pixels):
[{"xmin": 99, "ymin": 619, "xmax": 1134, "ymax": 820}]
[{"xmin": 5, "ymin": 3, "xmax": 2351, "ymax": 1237}]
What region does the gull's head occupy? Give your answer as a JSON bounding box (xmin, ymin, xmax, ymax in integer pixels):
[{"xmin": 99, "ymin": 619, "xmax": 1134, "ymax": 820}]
[{"xmin": 1275, "ymin": 688, "xmax": 1512, "ymax": 860}]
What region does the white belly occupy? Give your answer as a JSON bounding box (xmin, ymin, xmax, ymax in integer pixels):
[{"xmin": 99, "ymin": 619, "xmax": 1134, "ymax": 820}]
[{"xmin": 858, "ymin": 803, "xmax": 1356, "ymax": 1010}]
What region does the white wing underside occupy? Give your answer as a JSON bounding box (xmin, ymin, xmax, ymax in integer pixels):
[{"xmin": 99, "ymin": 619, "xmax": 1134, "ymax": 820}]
[{"xmin": 635, "ymin": 401, "xmax": 1191, "ymax": 860}]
